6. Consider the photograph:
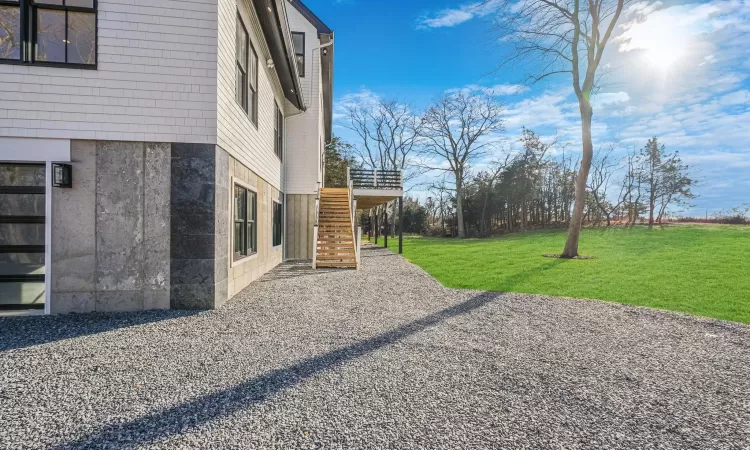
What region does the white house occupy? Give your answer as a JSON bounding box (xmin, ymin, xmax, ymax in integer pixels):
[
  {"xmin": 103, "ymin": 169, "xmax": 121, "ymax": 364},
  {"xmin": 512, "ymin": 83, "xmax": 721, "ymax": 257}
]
[{"xmin": 0, "ymin": 0, "xmax": 334, "ymax": 313}]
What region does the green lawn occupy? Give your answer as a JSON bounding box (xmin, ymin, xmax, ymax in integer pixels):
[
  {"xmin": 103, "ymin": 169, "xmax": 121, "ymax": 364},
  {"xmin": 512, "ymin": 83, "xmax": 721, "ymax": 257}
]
[{"xmin": 381, "ymin": 225, "xmax": 750, "ymax": 324}]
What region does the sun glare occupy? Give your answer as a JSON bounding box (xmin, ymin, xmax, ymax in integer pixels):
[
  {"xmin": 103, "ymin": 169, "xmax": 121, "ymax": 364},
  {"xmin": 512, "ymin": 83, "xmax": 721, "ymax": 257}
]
[
  {"xmin": 642, "ymin": 40, "xmax": 687, "ymax": 69},
  {"xmin": 618, "ymin": 12, "xmax": 691, "ymax": 72}
]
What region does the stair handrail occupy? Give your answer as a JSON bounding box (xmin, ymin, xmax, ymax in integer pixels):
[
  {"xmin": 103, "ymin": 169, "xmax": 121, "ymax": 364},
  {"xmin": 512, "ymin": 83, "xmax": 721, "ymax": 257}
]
[{"xmin": 312, "ymin": 182, "xmax": 320, "ymax": 269}]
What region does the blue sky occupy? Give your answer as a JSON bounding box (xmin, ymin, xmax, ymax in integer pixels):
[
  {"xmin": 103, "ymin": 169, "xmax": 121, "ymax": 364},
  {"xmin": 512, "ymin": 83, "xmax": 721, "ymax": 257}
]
[{"xmin": 303, "ymin": 0, "xmax": 750, "ymax": 216}]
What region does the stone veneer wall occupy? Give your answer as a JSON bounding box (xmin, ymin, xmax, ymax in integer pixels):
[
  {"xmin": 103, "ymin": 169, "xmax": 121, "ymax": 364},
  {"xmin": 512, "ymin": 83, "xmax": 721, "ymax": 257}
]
[
  {"xmin": 50, "ymin": 140, "xmax": 171, "ymax": 313},
  {"xmin": 225, "ymin": 152, "xmax": 284, "ymax": 298},
  {"xmin": 169, "ymin": 144, "xmax": 228, "ymax": 310},
  {"xmin": 49, "ymin": 142, "xmax": 282, "ymax": 313}
]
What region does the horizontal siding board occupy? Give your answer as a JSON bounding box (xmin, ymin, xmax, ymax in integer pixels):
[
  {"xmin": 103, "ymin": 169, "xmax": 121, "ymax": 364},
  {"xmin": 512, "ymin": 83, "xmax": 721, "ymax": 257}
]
[{"xmin": 0, "ymin": 0, "xmax": 218, "ymax": 144}]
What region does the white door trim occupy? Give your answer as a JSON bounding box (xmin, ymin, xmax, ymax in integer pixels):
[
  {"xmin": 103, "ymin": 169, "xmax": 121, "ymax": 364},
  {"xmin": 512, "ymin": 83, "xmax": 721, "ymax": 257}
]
[
  {"xmin": 44, "ymin": 162, "xmax": 52, "ymax": 315},
  {"xmin": 0, "ymin": 137, "xmax": 71, "ymax": 314},
  {"xmin": 0, "ymin": 137, "xmax": 71, "ymax": 162}
]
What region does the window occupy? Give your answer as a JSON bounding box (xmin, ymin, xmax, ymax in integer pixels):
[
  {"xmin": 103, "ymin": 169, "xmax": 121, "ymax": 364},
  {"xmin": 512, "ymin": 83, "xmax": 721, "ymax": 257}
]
[
  {"xmin": 233, "ymin": 184, "xmax": 257, "ymax": 260},
  {"xmin": 235, "ymin": 13, "xmax": 258, "ymax": 125},
  {"xmin": 272, "ymin": 200, "xmax": 283, "ymax": 247},
  {"xmin": 274, "ymin": 101, "xmax": 283, "ymax": 160},
  {"xmin": 248, "ymin": 38, "xmax": 258, "ymax": 124},
  {"xmin": 235, "ymin": 15, "xmax": 248, "ymax": 112},
  {"xmin": 291, "ymin": 31, "xmax": 304, "ymax": 77},
  {"xmin": 0, "ymin": 0, "xmax": 97, "ymax": 67}
]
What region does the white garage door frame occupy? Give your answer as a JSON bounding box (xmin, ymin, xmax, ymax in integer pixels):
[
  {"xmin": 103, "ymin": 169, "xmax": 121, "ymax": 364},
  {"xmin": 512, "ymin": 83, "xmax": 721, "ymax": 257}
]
[{"xmin": 0, "ymin": 137, "xmax": 71, "ymax": 314}]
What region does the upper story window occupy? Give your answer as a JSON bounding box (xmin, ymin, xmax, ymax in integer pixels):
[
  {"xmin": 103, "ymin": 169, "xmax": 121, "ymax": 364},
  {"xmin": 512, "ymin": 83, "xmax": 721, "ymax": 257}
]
[
  {"xmin": 235, "ymin": 13, "xmax": 258, "ymax": 125},
  {"xmin": 291, "ymin": 31, "xmax": 304, "ymax": 77},
  {"xmin": 0, "ymin": 0, "xmax": 97, "ymax": 67},
  {"xmin": 274, "ymin": 101, "xmax": 283, "ymax": 160}
]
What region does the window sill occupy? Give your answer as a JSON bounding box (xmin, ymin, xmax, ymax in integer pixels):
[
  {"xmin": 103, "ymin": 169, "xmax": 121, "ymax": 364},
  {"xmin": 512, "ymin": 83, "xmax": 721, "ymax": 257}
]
[
  {"xmin": 231, "ymin": 251, "xmax": 258, "ymax": 268},
  {"xmin": 0, "ymin": 59, "xmax": 97, "ymax": 70}
]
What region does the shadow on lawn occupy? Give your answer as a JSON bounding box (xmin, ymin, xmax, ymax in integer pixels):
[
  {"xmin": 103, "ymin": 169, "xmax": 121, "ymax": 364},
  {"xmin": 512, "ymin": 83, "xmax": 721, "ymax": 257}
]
[
  {"xmin": 490, "ymin": 258, "xmax": 568, "ymax": 293},
  {"xmin": 50, "ymin": 291, "xmax": 501, "ymax": 449}
]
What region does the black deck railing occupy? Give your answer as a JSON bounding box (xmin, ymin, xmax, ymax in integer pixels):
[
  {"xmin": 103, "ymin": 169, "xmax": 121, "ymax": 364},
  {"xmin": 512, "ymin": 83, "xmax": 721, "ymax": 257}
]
[{"xmin": 348, "ymin": 169, "xmax": 402, "ymax": 190}]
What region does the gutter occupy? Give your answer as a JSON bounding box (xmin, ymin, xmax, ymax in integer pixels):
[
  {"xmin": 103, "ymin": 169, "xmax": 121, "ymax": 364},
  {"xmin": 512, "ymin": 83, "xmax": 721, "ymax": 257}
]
[{"xmin": 272, "ymin": 0, "xmax": 306, "ymax": 111}]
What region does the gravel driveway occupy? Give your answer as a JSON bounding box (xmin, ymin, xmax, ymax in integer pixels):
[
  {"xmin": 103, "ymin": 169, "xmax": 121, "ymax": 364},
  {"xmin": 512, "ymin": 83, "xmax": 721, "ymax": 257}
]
[{"xmin": 1, "ymin": 247, "xmax": 749, "ymax": 449}]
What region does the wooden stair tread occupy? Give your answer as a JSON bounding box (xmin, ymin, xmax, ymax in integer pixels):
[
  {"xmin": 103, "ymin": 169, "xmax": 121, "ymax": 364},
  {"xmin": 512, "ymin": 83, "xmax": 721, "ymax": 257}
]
[{"xmin": 315, "ymin": 187, "xmax": 358, "ymax": 270}]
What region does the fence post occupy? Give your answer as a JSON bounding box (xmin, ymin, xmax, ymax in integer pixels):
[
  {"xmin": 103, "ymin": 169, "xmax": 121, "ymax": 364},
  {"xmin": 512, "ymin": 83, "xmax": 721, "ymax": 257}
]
[
  {"xmin": 373, "ymin": 169, "xmax": 378, "ymax": 188},
  {"xmin": 374, "ymin": 206, "xmax": 379, "ymax": 245},
  {"xmin": 384, "ymin": 202, "xmax": 388, "ymax": 249}
]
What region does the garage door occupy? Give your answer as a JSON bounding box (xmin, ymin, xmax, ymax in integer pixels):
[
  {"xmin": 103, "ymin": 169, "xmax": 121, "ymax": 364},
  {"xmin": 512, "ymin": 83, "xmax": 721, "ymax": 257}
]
[{"xmin": 0, "ymin": 164, "xmax": 46, "ymax": 308}]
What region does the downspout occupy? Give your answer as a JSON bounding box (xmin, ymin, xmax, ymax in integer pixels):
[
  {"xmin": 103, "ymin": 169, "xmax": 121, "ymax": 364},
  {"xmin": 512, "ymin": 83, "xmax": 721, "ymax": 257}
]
[{"xmin": 312, "ymin": 36, "xmax": 334, "ymax": 189}]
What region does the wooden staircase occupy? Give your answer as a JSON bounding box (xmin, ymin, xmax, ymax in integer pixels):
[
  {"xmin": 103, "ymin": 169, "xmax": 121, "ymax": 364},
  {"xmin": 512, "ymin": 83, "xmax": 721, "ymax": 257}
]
[{"xmin": 315, "ymin": 188, "xmax": 357, "ymax": 269}]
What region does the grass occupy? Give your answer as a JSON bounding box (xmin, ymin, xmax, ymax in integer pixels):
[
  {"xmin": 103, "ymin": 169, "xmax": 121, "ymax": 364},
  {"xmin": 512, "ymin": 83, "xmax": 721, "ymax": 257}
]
[{"xmin": 376, "ymin": 224, "xmax": 750, "ymax": 324}]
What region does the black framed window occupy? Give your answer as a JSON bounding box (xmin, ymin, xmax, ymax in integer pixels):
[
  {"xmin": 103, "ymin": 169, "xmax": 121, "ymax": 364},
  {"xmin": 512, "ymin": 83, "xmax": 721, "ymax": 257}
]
[
  {"xmin": 236, "ymin": 12, "xmax": 258, "ymax": 125},
  {"xmin": 274, "ymin": 101, "xmax": 283, "ymax": 160},
  {"xmin": 0, "ymin": 0, "xmax": 96, "ymax": 67},
  {"xmin": 248, "ymin": 38, "xmax": 258, "ymax": 125},
  {"xmin": 272, "ymin": 200, "xmax": 282, "ymax": 247},
  {"xmin": 291, "ymin": 31, "xmax": 304, "ymax": 77},
  {"xmin": 235, "ymin": 14, "xmax": 248, "ymax": 112},
  {"xmin": 233, "ymin": 184, "xmax": 256, "ymax": 260}
]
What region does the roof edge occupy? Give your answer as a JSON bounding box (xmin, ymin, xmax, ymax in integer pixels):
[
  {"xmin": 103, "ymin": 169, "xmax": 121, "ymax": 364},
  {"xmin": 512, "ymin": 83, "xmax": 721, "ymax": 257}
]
[{"xmin": 287, "ymin": 0, "xmax": 333, "ymax": 36}]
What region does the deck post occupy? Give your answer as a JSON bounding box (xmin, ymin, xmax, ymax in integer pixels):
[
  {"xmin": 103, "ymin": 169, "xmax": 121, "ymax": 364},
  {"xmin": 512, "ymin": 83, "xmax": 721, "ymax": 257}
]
[
  {"xmin": 398, "ymin": 196, "xmax": 403, "ymax": 254},
  {"xmin": 374, "ymin": 206, "xmax": 379, "ymax": 245},
  {"xmin": 384, "ymin": 202, "xmax": 388, "ymax": 248}
]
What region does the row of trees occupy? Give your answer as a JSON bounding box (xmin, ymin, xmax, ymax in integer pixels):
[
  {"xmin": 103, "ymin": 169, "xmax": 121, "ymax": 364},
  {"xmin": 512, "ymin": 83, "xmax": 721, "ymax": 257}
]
[
  {"xmin": 416, "ymin": 134, "xmax": 695, "ymax": 237},
  {"xmin": 327, "ymin": 124, "xmax": 696, "ymax": 238}
]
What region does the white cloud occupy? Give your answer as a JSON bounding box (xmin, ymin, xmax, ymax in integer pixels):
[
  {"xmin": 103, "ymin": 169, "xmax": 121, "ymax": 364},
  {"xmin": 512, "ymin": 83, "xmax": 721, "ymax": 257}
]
[
  {"xmin": 332, "ymin": 88, "xmax": 381, "ymax": 120},
  {"xmin": 591, "ymin": 92, "xmax": 631, "ymax": 108},
  {"xmin": 718, "ymin": 89, "xmax": 750, "ymax": 106},
  {"xmin": 416, "ymin": 1, "xmax": 498, "ymax": 29},
  {"xmin": 447, "ymin": 83, "xmax": 530, "ymax": 96}
]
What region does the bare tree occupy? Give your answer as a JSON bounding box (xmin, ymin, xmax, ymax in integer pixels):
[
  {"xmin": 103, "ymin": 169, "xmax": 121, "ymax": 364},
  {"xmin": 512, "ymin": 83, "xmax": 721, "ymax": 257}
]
[
  {"xmin": 477, "ymin": 150, "xmax": 515, "ymax": 236},
  {"xmin": 420, "ymin": 92, "xmax": 505, "ymax": 238},
  {"xmin": 488, "ymin": 0, "xmax": 626, "ymax": 256},
  {"xmin": 344, "ymin": 99, "xmax": 423, "ymax": 183},
  {"xmin": 587, "ymin": 145, "xmax": 627, "ymax": 226},
  {"xmin": 427, "ymin": 177, "xmax": 456, "ymax": 236},
  {"xmin": 344, "ymin": 99, "xmax": 424, "ymax": 235},
  {"xmin": 640, "ymin": 137, "xmax": 696, "ymax": 225}
]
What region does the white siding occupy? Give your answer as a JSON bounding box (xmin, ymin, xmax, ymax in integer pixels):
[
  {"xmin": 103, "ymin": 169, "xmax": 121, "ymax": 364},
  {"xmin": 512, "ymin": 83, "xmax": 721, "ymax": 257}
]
[
  {"xmin": 284, "ymin": 5, "xmax": 324, "ymax": 195},
  {"xmin": 0, "ymin": 0, "xmax": 218, "ymax": 144},
  {"xmin": 217, "ymin": 0, "xmax": 290, "ymax": 191}
]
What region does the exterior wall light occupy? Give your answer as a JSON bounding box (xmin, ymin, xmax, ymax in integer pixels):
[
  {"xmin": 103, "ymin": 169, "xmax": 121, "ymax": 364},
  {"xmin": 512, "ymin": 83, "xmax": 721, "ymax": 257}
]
[{"xmin": 52, "ymin": 163, "xmax": 73, "ymax": 188}]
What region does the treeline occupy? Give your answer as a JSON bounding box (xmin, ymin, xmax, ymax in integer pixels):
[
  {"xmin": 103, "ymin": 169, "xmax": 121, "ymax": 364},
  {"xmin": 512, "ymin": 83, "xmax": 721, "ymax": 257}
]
[
  {"xmin": 327, "ymin": 117, "xmax": 699, "ymax": 238},
  {"xmin": 412, "ymin": 133, "xmax": 697, "ymax": 237}
]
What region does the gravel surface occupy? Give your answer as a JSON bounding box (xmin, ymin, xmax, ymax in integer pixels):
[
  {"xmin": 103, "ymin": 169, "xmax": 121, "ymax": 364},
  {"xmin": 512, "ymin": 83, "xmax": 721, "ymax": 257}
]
[{"xmin": 1, "ymin": 246, "xmax": 749, "ymax": 449}]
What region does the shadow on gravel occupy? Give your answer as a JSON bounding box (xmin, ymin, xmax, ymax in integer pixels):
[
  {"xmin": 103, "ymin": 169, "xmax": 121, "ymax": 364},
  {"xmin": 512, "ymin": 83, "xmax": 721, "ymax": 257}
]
[
  {"xmin": 0, "ymin": 310, "xmax": 200, "ymax": 353},
  {"xmin": 258, "ymin": 261, "xmax": 342, "ymax": 281},
  {"xmin": 51, "ymin": 291, "xmax": 501, "ymax": 449}
]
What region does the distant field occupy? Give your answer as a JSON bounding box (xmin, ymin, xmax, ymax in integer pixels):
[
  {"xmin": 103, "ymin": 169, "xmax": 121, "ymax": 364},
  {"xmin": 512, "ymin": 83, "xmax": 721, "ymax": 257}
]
[{"xmin": 383, "ymin": 225, "xmax": 750, "ymax": 324}]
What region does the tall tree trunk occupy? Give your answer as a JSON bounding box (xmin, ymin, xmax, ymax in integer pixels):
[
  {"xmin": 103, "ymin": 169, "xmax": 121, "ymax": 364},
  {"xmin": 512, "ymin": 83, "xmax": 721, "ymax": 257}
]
[
  {"xmin": 648, "ymin": 189, "xmax": 656, "ymax": 226},
  {"xmin": 562, "ymin": 101, "xmax": 594, "ymax": 258},
  {"xmin": 481, "ymin": 190, "xmax": 490, "ymax": 237},
  {"xmin": 456, "ymin": 173, "xmax": 466, "ymax": 238}
]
